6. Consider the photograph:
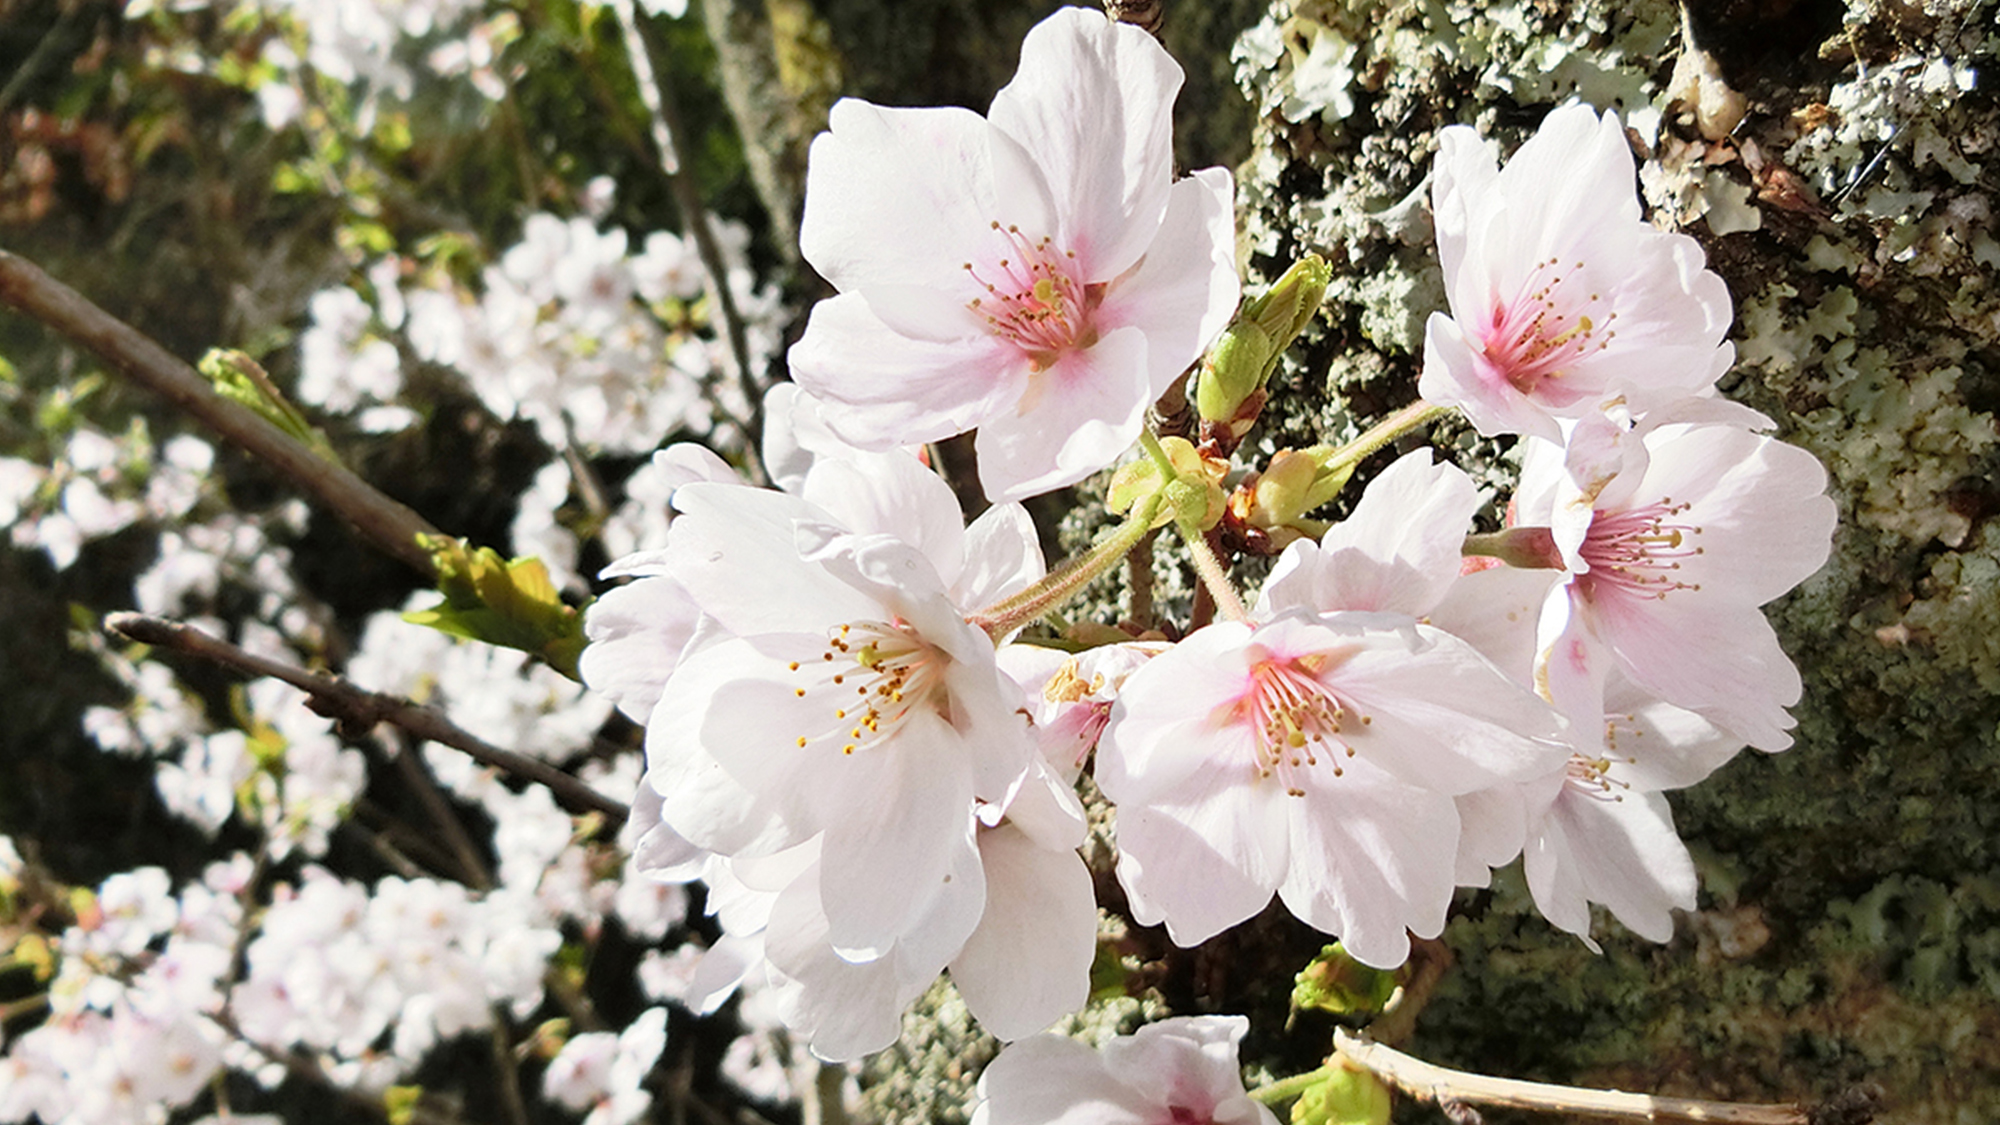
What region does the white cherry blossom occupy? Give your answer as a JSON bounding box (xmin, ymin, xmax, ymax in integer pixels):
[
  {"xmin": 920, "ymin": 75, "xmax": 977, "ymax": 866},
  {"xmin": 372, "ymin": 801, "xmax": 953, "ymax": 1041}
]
[
  {"xmin": 1421, "ymin": 103, "xmax": 1735, "ymax": 440},
  {"xmin": 788, "ymin": 7, "xmax": 1238, "ymax": 500}
]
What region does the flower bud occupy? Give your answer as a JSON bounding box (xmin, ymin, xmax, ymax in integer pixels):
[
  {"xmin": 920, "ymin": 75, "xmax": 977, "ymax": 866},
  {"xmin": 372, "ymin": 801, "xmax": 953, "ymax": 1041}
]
[
  {"xmin": 1195, "ymin": 255, "xmax": 1331, "ymax": 442},
  {"xmin": 1290, "ymin": 1063, "xmax": 1393, "ymax": 1125},
  {"xmin": 1107, "ymin": 436, "xmax": 1227, "ymax": 531}
]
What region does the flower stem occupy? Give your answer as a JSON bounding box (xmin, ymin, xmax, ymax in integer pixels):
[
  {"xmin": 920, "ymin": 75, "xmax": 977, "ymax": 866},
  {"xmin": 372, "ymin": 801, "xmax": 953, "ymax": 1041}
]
[
  {"xmin": 1179, "ymin": 524, "xmax": 1249, "ymax": 623},
  {"xmin": 968, "ymin": 492, "xmax": 1165, "ymax": 640},
  {"xmin": 1247, "ymin": 1064, "xmax": 1338, "ymax": 1106},
  {"xmin": 1319, "ymin": 400, "xmax": 1451, "ymax": 480},
  {"xmin": 1136, "ymin": 429, "xmax": 1250, "ymax": 623}
]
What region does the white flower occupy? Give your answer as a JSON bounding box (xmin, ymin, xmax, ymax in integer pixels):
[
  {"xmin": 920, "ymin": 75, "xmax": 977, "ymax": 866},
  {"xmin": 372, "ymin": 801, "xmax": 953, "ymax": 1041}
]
[
  {"xmin": 1518, "ymin": 416, "xmax": 1836, "ymax": 750},
  {"xmin": 788, "ymin": 7, "xmax": 1238, "ymax": 500},
  {"xmin": 971, "ymin": 1015, "xmax": 1277, "ymax": 1125},
  {"xmin": 1099, "ymin": 612, "xmax": 1562, "ymax": 967},
  {"xmin": 1420, "ymin": 104, "xmax": 1735, "ymax": 440}
]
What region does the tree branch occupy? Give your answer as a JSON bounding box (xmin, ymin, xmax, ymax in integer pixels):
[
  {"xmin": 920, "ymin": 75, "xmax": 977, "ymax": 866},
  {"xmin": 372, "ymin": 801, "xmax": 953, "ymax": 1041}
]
[
  {"xmin": 1333, "ymin": 1028, "xmax": 1823, "ymax": 1125},
  {"xmin": 0, "ymin": 248, "xmax": 444, "ymax": 576},
  {"xmin": 104, "ymin": 612, "xmax": 629, "ymax": 824}
]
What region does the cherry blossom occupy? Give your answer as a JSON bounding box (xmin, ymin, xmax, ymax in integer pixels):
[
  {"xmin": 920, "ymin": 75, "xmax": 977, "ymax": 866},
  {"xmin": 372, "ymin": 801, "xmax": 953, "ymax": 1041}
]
[
  {"xmin": 1097, "ymin": 611, "xmax": 1564, "ymax": 967},
  {"xmin": 1518, "ymin": 415, "xmax": 1836, "ymax": 751},
  {"xmin": 1421, "ymin": 103, "xmax": 1735, "ymax": 441},
  {"xmin": 788, "ymin": 7, "xmax": 1238, "ymax": 500}
]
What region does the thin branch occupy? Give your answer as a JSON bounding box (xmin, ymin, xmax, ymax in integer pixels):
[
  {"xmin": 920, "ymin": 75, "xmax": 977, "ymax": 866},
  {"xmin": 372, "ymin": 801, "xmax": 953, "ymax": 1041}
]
[
  {"xmin": 388, "ymin": 729, "xmax": 495, "ymax": 891},
  {"xmin": 1332, "ymin": 1028, "xmax": 1815, "ymax": 1125},
  {"xmin": 611, "ymin": 0, "xmax": 770, "ymax": 481},
  {"xmin": 104, "ymin": 612, "xmax": 630, "ymax": 824},
  {"xmin": 489, "ymin": 1009, "xmax": 534, "ymax": 1125},
  {"xmin": 0, "ymin": 249, "xmax": 444, "ymax": 576}
]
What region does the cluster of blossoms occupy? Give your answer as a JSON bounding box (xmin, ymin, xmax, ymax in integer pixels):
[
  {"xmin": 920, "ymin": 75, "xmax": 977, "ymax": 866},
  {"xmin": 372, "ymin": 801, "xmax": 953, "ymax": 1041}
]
[
  {"xmin": 0, "ymin": 5, "xmax": 1843, "ymax": 1124},
  {"xmin": 585, "ymin": 12, "xmax": 1836, "ymax": 1105}
]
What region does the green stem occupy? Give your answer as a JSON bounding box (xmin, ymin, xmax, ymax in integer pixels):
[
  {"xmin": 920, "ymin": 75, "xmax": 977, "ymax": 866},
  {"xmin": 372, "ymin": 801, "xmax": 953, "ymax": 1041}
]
[
  {"xmin": 968, "ymin": 492, "xmax": 1165, "ymax": 640},
  {"xmin": 1319, "ymin": 401, "xmax": 1451, "ymax": 480},
  {"xmin": 1248, "ymin": 1064, "xmax": 1338, "ymax": 1106}
]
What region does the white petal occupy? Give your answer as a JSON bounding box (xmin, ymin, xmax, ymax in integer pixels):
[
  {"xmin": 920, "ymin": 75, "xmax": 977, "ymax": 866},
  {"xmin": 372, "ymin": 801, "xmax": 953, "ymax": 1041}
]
[
  {"xmin": 951, "ymin": 824, "xmax": 1095, "ymax": 1041},
  {"xmin": 973, "ymin": 325, "xmax": 1154, "ymax": 501},
  {"xmin": 987, "ymin": 8, "xmax": 1180, "ymax": 280}
]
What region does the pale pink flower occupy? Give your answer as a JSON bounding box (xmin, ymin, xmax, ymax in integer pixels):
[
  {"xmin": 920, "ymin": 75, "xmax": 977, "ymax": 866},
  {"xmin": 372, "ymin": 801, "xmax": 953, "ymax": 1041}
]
[
  {"xmin": 788, "ymin": 7, "xmax": 1238, "ymax": 501},
  {"xmin": 633, "ymin": 451, "xmax": 1043, "ymax": 961},
  {"xmin": 1097, "ymin": 612, "xmax": 1564, "ymax": 968},
  {"xmin": 1518, "ymin": 416, "xmax": 1836, "ymax": 750},
  {"xmin": 971, "ymin": 1015, "xmax": 1277, "ymax": 1125},
  {"xmin": 1421, "ymin": 104, "xmax": 1735, "ymax": 441}
]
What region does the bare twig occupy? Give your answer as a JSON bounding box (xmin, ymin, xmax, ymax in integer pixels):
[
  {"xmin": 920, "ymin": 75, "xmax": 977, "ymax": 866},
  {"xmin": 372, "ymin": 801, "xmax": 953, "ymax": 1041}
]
[
  {"xmin": 388, "ymin": 729, "xmax": 495, "ymax": 890},
  {"xmin": 104, "ymin": 612, "xmax": 629, "ymax": 824},
  {"xmin": 489, "ymin": 1010, "xmax": 534, "ymax": 1125},
  {"xmin": 611, "ymin": 0, "xmax": 770, "ymax": 480},
  {"xmin": 0, "ymin": 249, "xmax": 444, "ymax": 576},
  {"xmin": 1332, "ymin": 1028, "xmax": 1813, "ymax": 1125}
]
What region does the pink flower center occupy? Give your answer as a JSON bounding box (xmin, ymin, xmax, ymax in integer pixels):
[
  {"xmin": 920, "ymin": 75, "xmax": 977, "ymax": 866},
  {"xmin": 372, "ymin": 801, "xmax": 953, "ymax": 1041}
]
[
  {"xmin": 786, "ymin": 621, "xmax": 948, "ymax": 755},
  {"xmin": 1576, "ymin": 499, "xmax": 1704, "ymax": 602},
  {"xmin": 1480, "ymin": 258, "xmax": 1618, "ymax": 398},
  {"xmin": 1225, "ymin": 647, "xmax": 1368, "ymax": 796},
  {"xmin": 964, "ymin": 222, "xmax": 1102, "ymax": 371}
]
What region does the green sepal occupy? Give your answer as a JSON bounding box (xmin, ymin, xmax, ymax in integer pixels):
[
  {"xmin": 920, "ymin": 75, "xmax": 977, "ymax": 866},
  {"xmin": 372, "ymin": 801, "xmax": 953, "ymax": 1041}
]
[
  {"xmin": 383, "ymin": 1086, "xmax": 424, "ymax": 1125},
  {"xmin": 403, "ymin": 535, "xmax": 588, "ymax": 680},
  {"xmin": 1292, "ymin": 942, "xmax": 1400, "ymax": 1019},
  {"xmin": 1290, "ymin": 1064, "xmax": 1393, "ymax": 1125},
  {"xmin": 1107, "ymin": 435, "xmax": 1224, "ymax": 531}
]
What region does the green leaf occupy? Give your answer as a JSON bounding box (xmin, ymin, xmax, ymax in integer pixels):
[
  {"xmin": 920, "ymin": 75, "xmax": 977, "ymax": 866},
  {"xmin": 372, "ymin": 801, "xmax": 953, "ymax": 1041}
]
[
  {"xmin": 404, "ymin": 535, "xmax": 588, "ymax": 680},
  {"xmin": 199, "ymin": 348, "xmax": 341, "ymax": 463}
]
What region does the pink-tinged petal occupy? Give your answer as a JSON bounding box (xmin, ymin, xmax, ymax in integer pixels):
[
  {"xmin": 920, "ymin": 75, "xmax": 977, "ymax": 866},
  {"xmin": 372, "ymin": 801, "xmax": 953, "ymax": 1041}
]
[
  {"xmin": 1429, "ymin": 125, "xmax": 1499, "ymax": 302},
  {"xmin": 627, "ymin": 774, "xmax": 710, "ymax": 881},
  {"xmin": 1280, "ymin": 761, "xmax": 1461, "ymax": 968},
  {"xmin": 1492, "ymin": 106, "xmax": 1642, "ymax": 261},
  {"xmin": 1591, "ymin": 590, "xmax": 1802, "ymax": 751},
  {"xmin": 1601, "ymin": 674, "xmax": 1745, "ymax": 789},
  {"xmin": 815, "ymin": 710, "xmax": 980, "ymax": 958},
  {"xmin": 664, "ymin": 483, "xmax": 874, "ymax": 634},
  {"xmin": 580, "ymin": 577, "xmax": 703, "ymax": 723},
  {"xmin": 789, "ymin": 292, "xmax": 1029, "ymax": 449},
  {"xmin": 1425, "ymin": 565, "xmax": 1565, "ymax": 689},
  {"xmin": 1098, "ymin": 1017, "xmax": 1276, "ymax": 1125},
  {"xmin": 1453, "ymin": 772, "xmax": 1560, "ymax": 886},
  {"xmin": 973, "ymin": 1035, "xmax": 1160, "ymax": 1125},
  {"xmin": 647, "ymin": 744, "xmax": 801, "ymax": 859},
  {"xmin": 1324, "ymin": 617, "xmax": 1568, "ymax": 792},
  {"xmin": 801, "ymin": 452, "xmax": 966, "ymax": 586},
  {"xmin": 953, "ymin": 501, "xmax": 1046, "ymax": 612},
  {"xmin": 1114, "ymin": 766, "xmax": 1290, "ymax": 947},
  {"xmin": 761, "ymin": 876, "xmax": 915, "ymax": 1061},
  {"xmin": 975, "ymin": 325, "xmax": 1153, "ymax": 501},
  {"xmin": 1539, "ymin": 595, "xmax": 1616, "ymax": 750},
  {"xmin": 987, "ymin": 8, "xmax": 1180, "ymax": 280},
  {"xmin": 1529, "ymin": 787, "xmax": 1695, "ymax": 944},
  {"xmin": 1096, "ymin": 168, "xmax": 1241, "ymax": 397},
  {"xmin": 1260, "ymin": 450, "xmax": 1482, "ymax": 618},
  {"xmin": 951, "ymin": 824, "xmax": 1095, "ymax": 1041},
  {"xmin": 994, "ymin": 758, "xmax": 1087, "ymax": 852},
  {"xmin": 1632, "ymin": 425, "xmax": 1836, "ymax": 607},
  {"xmin": 1097, "ymin": 621, "xmax": 1258, "ymax": 803},
  {"xmin": 799, "ymin": 100, "xmax": 1003, "ymax": 292},
  {"xmin": 1418, "ymin": 312, "xmax": 1563, "ymax": 443}
]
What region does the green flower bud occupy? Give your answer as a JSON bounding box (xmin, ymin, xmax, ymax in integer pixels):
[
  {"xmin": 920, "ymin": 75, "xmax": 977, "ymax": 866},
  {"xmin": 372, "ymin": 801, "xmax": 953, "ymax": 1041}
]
[
  {"xmin": 1292, "ymin": 942, "xmax": 1400, "ymax": 1019},
  {"xmin": 1195, "ymin": 255, "xmax": 1332, "ymax": 439},
  {"xmin": 1291, "ymin": 1063, "xmax": 1394, "ymax": 1125}
]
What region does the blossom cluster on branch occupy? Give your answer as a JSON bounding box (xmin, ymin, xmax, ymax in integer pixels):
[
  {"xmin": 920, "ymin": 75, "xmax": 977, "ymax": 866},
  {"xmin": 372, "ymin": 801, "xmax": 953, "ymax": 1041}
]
[{"xmin": 0, "ymin": 3, "xmax": 1842, "ymax": 1125}]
